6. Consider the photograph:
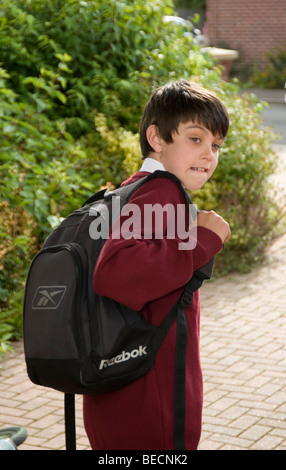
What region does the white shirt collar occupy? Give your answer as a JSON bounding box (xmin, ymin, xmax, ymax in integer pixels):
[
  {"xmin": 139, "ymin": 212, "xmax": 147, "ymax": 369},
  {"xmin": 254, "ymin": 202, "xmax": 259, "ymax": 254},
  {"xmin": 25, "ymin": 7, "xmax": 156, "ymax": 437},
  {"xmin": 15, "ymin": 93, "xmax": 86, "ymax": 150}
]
[{"xmin": 140, "ymin": 157, "xmax": 165, "ymax": 173}]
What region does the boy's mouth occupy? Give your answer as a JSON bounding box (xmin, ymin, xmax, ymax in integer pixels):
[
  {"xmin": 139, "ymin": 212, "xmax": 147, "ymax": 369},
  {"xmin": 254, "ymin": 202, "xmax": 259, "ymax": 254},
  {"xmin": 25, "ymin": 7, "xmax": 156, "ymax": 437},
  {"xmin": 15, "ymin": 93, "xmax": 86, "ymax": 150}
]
[{"xmin": 191, "ymin": 167, "xmax": 208, "ymax": 172}]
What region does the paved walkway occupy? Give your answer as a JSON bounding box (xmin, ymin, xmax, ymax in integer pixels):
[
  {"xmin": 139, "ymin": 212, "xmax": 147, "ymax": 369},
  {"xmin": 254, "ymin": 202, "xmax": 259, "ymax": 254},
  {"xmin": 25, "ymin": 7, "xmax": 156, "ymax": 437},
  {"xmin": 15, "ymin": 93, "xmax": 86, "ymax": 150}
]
[
  {"xmin": 246, "ymin": 88, "xmax": 285, "ymax": 104},
  {"xmin": 199, "ymin": 143, "xmax": 286, "ymax": 450},
  {"xmin": 1, "ymin": 241, "xmax": 285, "ymax": 451},
  {"xmin": 199, "ymin": 233, "xmax": 286, "ymax": 450},
  {"xmin": 1, "ymin": 147, "xmax": 285, "ymax": 451}
]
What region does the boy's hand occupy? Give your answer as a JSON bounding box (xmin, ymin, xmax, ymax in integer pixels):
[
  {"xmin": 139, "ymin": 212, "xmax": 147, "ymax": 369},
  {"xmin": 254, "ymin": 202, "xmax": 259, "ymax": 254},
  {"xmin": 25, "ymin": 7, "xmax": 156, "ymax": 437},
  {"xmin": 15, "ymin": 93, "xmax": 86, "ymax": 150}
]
[{"xmin": 197, "ymin": 210, "xmax": 231, "ymax": 244}]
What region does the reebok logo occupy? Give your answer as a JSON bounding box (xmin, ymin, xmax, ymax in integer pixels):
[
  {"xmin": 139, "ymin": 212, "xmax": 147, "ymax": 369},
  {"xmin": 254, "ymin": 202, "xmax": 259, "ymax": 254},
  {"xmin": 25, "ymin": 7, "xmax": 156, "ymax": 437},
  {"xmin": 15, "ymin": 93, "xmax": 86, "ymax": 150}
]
[
  {"xmin": 32, "ymin": 286, "xmax": 66, "ymax": 309},
  {"xmin": 99, "ymin": 345, "xmax": 147, "ymax": 370}
]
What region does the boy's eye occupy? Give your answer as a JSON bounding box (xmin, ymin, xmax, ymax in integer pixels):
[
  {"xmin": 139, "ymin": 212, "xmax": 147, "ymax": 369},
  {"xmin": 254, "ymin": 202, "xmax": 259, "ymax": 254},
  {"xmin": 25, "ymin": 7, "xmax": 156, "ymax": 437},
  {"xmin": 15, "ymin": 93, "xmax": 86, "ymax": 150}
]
[
  {"xmin": 212, "ymin": 143, "xmax": 221, "ymax": 150},
  {"xmin": 190, "ymin": 137, "xmax": 200, "ymax": 143}
]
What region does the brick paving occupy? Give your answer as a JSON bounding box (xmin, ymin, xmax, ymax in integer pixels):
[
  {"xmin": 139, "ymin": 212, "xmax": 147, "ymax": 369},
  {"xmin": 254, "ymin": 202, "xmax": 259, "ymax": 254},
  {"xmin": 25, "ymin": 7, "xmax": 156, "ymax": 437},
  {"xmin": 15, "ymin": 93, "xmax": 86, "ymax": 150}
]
[
  {"xmin": 198, "ymin": 143, "xmax": 286, "ymax": 450},
  {"xmin": 1, "ymin": 231, "xmax": 285, "ymax": 450},
  {"xmin": 1, "ymin": 146, "xmax": 285, "ymax": 451},
  {"xmin": 199, "ymin": 232, "xmax": 286, "ymax": 450}
]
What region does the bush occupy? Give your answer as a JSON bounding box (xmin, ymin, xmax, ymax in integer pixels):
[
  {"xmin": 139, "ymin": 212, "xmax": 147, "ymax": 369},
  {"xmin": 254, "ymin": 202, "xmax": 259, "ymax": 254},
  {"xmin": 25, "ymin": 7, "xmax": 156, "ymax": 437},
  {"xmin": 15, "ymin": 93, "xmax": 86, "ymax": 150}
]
[
  {"xmin": 0, "ymin": 0, "xmax": 283, "ymax": 353},
  {"xmin": 248, "ymin": 47, "xmax": 286, "ymax": 89},
  {"xmin": 0, "ymin": 0, "xmax": 203, "ymax": 351},
  {"xmin": 0, "ymin": 0, "xmax": 199, "ymax": 135},
  {"xmin": 0, "ymin": 69, "xmax": 103, "ymax": 354},
  {"xmin": 0, "ymin": 202, "xmax": 36, "ymax": 355}
]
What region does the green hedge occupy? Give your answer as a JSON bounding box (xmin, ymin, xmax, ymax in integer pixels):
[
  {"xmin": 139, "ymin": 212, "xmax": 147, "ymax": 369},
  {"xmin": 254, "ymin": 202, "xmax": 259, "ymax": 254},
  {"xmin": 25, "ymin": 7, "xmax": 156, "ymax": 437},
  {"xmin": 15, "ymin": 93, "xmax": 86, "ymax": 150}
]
[
  {"xmin": 0, "ymin": 0, "xmax": 283, "ymax": 354},
  {"xmin": 248, "ymin": 48, "xmax": 286, "ymax": 89}
]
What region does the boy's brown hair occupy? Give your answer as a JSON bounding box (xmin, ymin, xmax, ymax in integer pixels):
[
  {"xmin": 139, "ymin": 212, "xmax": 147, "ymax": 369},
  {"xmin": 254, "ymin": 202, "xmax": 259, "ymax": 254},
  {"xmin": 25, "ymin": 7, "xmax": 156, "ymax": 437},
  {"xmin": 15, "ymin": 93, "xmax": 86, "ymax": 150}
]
[{"xmin": 139, "ymin": 79, "xmax": 229, "ymax": 158}]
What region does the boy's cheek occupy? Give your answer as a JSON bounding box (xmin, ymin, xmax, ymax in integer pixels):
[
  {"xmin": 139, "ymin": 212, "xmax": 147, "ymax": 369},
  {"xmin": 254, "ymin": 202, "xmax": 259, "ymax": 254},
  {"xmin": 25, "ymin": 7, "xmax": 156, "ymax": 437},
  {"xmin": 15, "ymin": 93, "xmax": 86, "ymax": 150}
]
[{"xmin": 209, "ymin": 161, "xmax": 218, "ymax": 178}]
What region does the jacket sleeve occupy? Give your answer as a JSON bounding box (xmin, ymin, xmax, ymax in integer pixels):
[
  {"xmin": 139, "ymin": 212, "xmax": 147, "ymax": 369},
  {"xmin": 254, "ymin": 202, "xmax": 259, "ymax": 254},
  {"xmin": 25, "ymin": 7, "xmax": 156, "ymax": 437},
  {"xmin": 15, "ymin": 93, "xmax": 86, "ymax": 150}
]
[{"xmin": 93, "ymin": 177, "xmax": 222, "ymax": 311}]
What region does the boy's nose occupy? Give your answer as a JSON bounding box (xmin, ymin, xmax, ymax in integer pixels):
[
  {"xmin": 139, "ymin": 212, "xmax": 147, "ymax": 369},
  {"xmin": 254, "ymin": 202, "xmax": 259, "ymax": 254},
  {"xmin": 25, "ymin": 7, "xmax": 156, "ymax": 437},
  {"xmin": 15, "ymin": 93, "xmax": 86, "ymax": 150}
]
[{"xmin": 202, "ymin": 146, "xmax": 215, "ymax": 161}]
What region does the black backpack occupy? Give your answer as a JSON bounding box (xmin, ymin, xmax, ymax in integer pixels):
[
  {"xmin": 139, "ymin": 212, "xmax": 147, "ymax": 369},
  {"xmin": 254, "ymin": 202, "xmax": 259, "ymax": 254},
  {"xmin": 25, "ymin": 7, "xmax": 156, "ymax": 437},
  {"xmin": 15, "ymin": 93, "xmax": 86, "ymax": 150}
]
[{"xmin": 23, "ymin": 170, "xmax": 214, "ymax": 450}]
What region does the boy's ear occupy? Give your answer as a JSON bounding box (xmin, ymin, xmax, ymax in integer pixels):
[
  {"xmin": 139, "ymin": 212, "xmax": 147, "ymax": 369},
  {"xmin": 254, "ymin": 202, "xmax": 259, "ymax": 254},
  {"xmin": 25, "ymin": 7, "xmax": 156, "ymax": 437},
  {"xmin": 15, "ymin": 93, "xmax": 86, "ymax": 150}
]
[{"xmin": 146, "ymin": 125, "xmax": 163, "ymax": 153}]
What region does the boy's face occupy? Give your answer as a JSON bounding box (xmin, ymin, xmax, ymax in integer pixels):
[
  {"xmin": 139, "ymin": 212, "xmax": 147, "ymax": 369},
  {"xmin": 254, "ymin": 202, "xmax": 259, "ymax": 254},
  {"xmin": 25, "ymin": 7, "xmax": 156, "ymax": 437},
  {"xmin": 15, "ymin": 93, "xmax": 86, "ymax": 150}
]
[{"xmin": 155, "ymin": 121, "xmax": 224, "ymax": 191}]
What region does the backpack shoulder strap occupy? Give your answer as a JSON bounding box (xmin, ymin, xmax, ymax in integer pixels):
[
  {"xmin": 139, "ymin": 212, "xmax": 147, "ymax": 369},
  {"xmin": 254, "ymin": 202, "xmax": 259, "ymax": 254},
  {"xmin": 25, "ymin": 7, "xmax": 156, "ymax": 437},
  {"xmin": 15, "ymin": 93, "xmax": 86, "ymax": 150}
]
[
  {"xmin": 83, "ymin": 170, "xmax": 192, "ymax": 208},
  {"xmin": 99, "ymin": 170, "xmax": 192, "ymax": 206},
  {"xmin": 82, "ymin": 188, "xmax": 107, "ymax": 207},
  {"xmin": 64, "ymin": 394, "xmax": 76, "ymax": 450}
]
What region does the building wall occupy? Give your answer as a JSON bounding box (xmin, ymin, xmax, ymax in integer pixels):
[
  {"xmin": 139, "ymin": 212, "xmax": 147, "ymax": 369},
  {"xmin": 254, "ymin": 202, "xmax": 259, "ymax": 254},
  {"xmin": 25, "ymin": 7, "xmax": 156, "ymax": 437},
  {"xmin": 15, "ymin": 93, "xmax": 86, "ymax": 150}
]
[{"xmin": 206, "ymin": 0, "xmax": 286, "ymax": 72}]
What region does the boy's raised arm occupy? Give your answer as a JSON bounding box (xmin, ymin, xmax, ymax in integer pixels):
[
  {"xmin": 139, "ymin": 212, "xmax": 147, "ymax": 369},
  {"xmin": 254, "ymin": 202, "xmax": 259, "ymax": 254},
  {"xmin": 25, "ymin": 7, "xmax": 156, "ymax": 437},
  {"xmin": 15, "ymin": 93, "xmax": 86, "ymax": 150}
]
[{"xmin": 93, "ymin": 178, "xmax": 223, "ymax": 311}]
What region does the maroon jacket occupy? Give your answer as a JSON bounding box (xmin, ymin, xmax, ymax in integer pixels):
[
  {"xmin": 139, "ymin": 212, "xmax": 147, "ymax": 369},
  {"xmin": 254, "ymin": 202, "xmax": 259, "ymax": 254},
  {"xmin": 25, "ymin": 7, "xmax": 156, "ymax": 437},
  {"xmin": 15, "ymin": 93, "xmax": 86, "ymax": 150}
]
[{"xmin": 83, "ymin": 172, "xmax": 222, "ymax": 450}]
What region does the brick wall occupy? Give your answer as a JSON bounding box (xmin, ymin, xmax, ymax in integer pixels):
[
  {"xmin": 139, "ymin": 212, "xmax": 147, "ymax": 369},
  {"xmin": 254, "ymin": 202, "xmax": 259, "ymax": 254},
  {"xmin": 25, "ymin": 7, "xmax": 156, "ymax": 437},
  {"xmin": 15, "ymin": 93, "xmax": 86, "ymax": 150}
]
[{"xmin": 206, "ymin": 0, "xmax": 286, "ymax": 72}]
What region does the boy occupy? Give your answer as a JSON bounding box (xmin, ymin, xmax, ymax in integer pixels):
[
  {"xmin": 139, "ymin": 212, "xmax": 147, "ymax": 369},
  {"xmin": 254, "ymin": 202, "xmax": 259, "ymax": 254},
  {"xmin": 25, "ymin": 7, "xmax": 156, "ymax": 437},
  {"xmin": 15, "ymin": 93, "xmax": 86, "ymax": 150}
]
[{"xmin": 83, "ymin": 80, "xmax": 230, "ymax": 450}]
